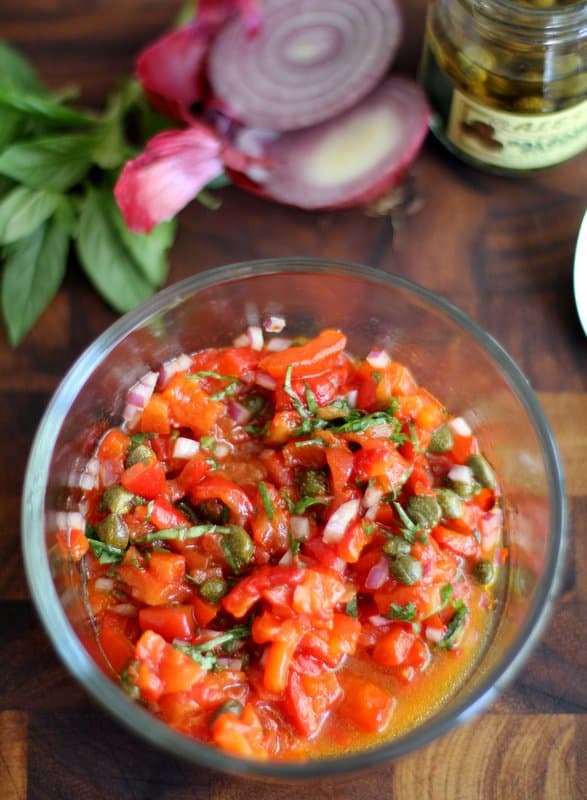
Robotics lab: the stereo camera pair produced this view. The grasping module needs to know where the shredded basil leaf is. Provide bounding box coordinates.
[258,481,274,520]
[292,495,331,515]
[437,601,468,649]
[135,524,238,542]
[387,602,417,622]
[345,596,359,618]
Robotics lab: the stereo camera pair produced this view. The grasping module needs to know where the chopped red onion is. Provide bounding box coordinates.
[159,353,193,388]
[425,626,445,644]
[214,441,232,459]
[215,657,244,672]
[278,550,294,566]
[362,485,384,509]
[364,503,380,521]
[265,336,292,352]
[112,603,138,617]
[53,511,86,532]
[263,315,286,333]
[172,436,200,460]
[122,403,142,429]
[290,515,310,541]
[365,555,389,590]
[346,389,358,409]
[255,371,277,390]
[126,371,158,409]
[247,325,264,351]
[322,498,360,543]
[368,614,391,628]
[448,464,474,484]
[449,416,472,437]
[228,399,253,425]
[366,348,391,369]
[233,333,250,347]
[94,577,115,592]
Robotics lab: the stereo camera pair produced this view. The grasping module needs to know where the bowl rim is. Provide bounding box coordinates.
[22,257,567,779]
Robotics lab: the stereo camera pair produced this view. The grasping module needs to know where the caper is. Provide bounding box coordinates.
[407,495,442,529]
[448,473,477,498]
[199,577,228,603]
[467,454,497,489]
[210,699,243,725]
[125,443,155,467]
[97,513,129,549]
[436,488,464,519]
[472,559,495,585]
[102,485,135,515]
[298,468,329,498]
[390,554,423,586]
[383,537,411,557]
[428,424,454,454]
[225,526,255,572]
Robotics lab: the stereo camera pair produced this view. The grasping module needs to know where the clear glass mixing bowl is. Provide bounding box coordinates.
[22,258,566,780]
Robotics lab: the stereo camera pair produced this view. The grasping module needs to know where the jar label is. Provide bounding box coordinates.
[446,90,587,170]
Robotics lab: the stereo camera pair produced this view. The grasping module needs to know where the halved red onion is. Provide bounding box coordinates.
[263,315,286,333]
[208,0,403,131]
[322,498,360,544]
[172,436,200,460]
[366,348,391,369]
[247,325,264,351]
[159,353,193,388]
[365,555,389,590]
[228,77,430,210]
[290,515,310,541]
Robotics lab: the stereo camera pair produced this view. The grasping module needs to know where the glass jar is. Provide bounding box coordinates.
[418,0,587,174]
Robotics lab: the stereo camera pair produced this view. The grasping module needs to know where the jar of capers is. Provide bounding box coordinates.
[418,0,587,173]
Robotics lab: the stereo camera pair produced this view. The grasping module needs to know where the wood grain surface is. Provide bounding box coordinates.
[1,1,586,798]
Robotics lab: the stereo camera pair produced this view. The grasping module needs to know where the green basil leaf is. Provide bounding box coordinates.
[0,111,25,150]
[0,134,94,191]
[76,183,161,313]
[110,197,175,288]
[0,186,61,245]
[0,175,15,199]
[0,41,47,95]
[1,215,68,344]
[0,90,96,127]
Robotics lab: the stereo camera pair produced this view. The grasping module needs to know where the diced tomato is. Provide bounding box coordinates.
[449,432,478,465]
[374,584,443,621]
[433,525,481,560]
[338,673,396,733]
[211,702,268,760]
[56,528,89,562]
[259,329,347,380]
[302,536,344,572]
[265,409,302,445]
[282,439,326,469]
[327,613,362,662]
[176,454,211,493]
[158,645,203,694]
[353,440,409,490]
[261,450,294,488]
[138,604,195,641]
[192,593,220,627]
[285,669,342,736]
[326,445,355,496]
[97,428,130,483]
[373,626,417,667]
[149,496,191,530]
[140,394,171,435]
[121,460,167,499]
[337,520,371,563]
[189,475,254,526]
[98,611,136,674]
[163,373,224,437]
[118,551,188,606]
[223,566,307,618]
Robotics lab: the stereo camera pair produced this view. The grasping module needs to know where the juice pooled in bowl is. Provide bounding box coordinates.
[55,324,504,761]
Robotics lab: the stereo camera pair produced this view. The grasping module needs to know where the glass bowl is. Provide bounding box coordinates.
[22,258,566,780]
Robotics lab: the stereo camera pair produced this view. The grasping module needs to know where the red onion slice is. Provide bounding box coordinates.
[365,555,389,590]
[208,0,403,131]
[229,77,430,210]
